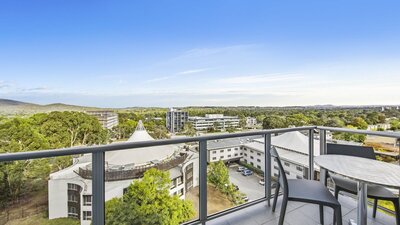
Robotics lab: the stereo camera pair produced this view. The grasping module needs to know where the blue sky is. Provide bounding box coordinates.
[1,1,399,107]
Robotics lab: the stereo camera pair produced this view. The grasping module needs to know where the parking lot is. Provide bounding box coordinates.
[228,164,264,201]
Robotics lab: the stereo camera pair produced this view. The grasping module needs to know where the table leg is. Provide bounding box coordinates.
[357,181,368,225]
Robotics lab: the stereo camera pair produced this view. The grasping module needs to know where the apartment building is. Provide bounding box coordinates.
[87,111,118,129]
[245,117,257,128]
[166,108,189,133]
[188,114,240,131]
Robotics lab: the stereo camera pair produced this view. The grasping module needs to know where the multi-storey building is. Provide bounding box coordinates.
[166,108,189,133]
[188,114,240,131]
[87,111,118,129]
[207,131,321,180]
[48,121,199,225]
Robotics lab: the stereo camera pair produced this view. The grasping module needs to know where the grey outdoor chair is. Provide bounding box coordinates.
[271,147,342,225]
[326,143,400,225]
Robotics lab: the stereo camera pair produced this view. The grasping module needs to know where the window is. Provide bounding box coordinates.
[212,151,216,154]
[186,172,193,179]
[243,148,247,151]
[257,159,261,162]
[68,194,78,203]
[178,188,184,196]
[220,150,224,153]
[250,156,254,159]
[68,206,78,218]
[240,153,243,155]
[250,162,254,166]
[83,195,92,206]
[285,171,290,175]
[186,163,193,170]
[257,165,261,169]
[212,157,217,160]
[171,180,176,188]
[177,176,183,185]
[296,166,303,171]
[274,166,279,170]
[228,155,232,158]
[296,175,303,179]
[68,183,79,191]
[83,211,92,220]
[228,149,232,152]
[235,148,239,150]
[234,153,238,156]
[220,156,224,159]
[250,150,254,153]
[284,162,290,167]
[244,159,248,163]
[244,153,247,156]
[257,153,261,156]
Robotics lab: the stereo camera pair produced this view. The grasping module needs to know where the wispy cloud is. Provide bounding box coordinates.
[21,86,49,92]
[178,68,213,75]
[217,73,304,84]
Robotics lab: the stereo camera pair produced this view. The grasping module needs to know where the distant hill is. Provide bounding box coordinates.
[0,98,102,116]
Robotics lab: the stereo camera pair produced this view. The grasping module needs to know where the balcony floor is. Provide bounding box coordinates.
[207,194,396,225]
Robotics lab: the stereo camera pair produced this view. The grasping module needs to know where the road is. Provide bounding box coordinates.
[228,165,265,201]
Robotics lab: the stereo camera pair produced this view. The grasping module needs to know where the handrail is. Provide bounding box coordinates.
[318,126,400,139]
[0,126,316,162]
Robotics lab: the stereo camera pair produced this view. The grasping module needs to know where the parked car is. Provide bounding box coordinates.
[237,166,247,172]
[242,169,253,176]
[259,178,265,186]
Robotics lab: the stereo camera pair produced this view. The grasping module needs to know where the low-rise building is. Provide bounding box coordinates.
[245,117,257,128]
[188,114,240,131]
[87,111,118,129]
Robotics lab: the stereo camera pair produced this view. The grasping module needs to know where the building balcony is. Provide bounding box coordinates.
[0,126,399,225]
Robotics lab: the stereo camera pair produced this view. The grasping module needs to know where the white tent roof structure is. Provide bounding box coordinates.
[105,121,176,166]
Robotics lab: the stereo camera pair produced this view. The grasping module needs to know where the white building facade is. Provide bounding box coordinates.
[48,121,199,225]
[87,111,119,129]
[188,114,240,131]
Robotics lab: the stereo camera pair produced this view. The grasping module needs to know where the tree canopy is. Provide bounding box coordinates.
[105,168,195,225]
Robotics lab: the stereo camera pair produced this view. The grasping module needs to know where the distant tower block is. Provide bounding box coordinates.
[166,108,188,133]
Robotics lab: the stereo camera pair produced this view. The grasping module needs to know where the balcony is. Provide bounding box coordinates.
[0,126,399,225]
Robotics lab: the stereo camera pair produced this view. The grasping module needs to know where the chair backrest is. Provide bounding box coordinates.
[327,143,376,160]
[270,146,289,196]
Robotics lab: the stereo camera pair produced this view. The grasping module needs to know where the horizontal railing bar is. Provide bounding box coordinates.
[0,126,316,162]
[318,126,400,138]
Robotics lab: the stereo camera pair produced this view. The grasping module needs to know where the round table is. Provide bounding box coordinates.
[314,155,400,225]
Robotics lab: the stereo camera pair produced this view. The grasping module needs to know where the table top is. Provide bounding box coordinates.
[315,155,400,189]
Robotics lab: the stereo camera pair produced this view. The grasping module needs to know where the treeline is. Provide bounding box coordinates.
[0,111,108,208]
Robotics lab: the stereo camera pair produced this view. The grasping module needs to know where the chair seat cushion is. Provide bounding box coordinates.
[288,179,340,207]
[330,174,396,199]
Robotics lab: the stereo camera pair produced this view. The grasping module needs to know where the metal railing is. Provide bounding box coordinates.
[0,126,399,225]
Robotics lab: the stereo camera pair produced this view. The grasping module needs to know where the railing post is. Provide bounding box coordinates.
[397,138,400,166]
[308,129,314,180]
[92,151,105,225]
[319,129,327,185]
[199,140,207,225]
[264,133,272,206]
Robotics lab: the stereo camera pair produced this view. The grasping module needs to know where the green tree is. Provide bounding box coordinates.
[105,168,195,225]
[351,117,368,129]
[262,115,287,129]
[208,161,230,190]
[182,122,196,136]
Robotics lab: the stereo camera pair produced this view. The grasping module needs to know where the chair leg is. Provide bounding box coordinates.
[372,198,378,218]
[334,205,342,225]
[278,196,288,225]
[319,205,324,225]
[393,199,400,225]
[272,182,280,212]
